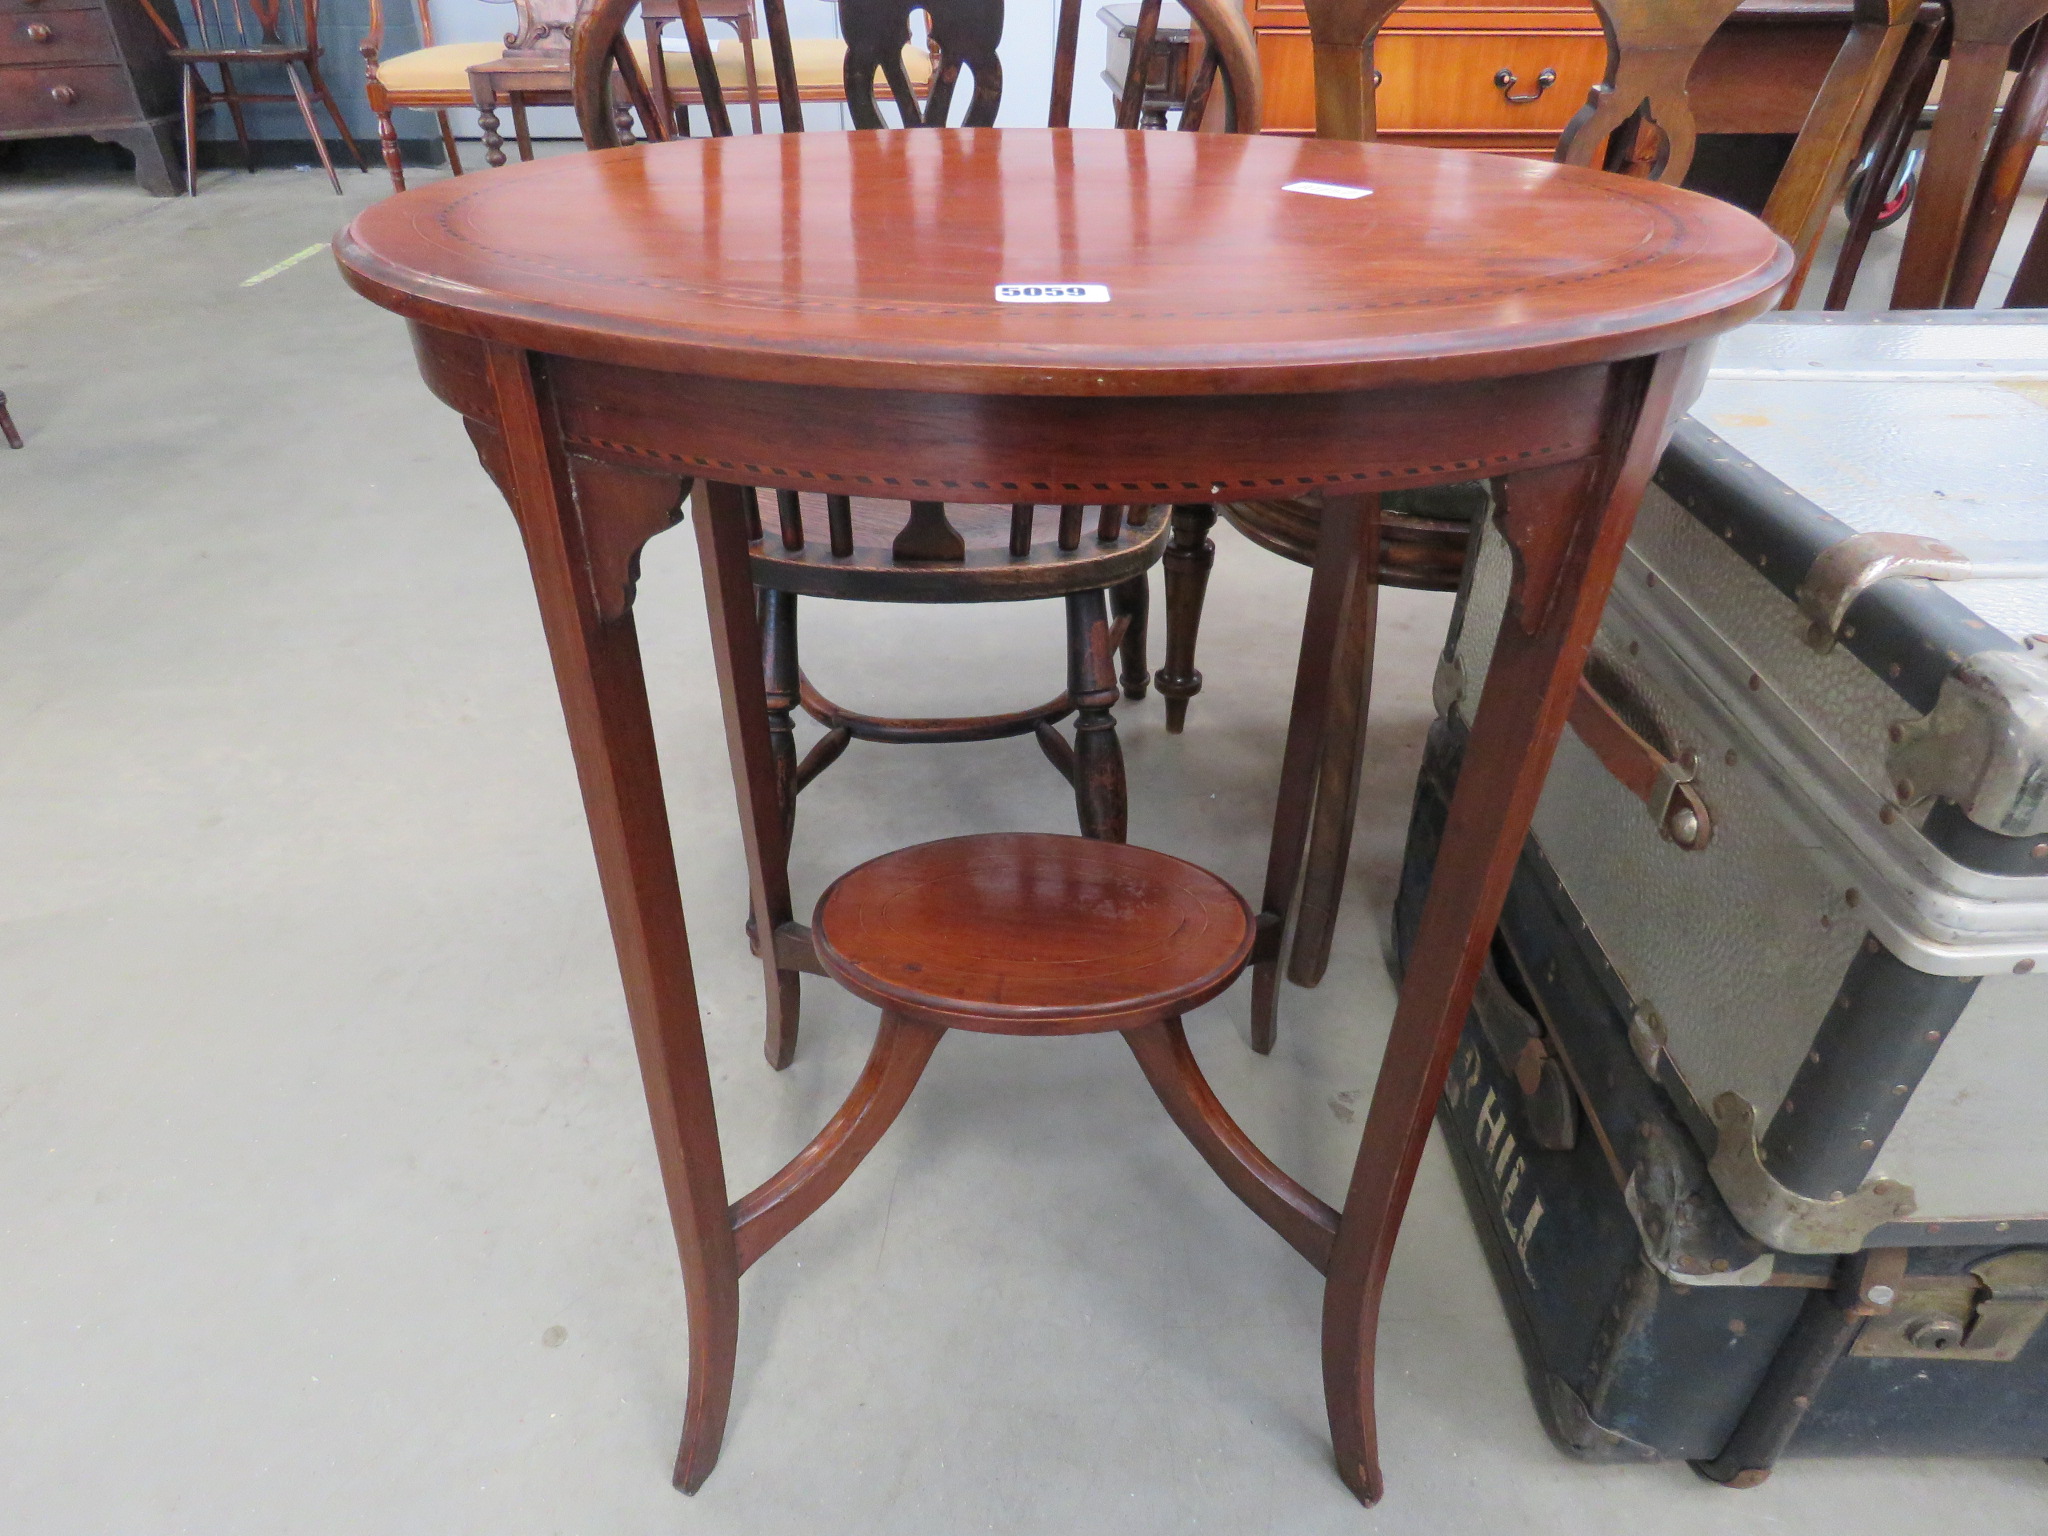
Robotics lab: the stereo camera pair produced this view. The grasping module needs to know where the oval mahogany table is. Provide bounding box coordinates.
[335,127,1789,1506]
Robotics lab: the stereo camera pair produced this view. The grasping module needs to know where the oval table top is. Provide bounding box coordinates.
[336,128,1791,396]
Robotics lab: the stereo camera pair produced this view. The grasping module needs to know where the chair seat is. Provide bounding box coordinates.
[372,40,507,96]
[753,495,1167,602]
[661,35,935,90]
[812,833,1254,1034]
[1221,490,1477,593]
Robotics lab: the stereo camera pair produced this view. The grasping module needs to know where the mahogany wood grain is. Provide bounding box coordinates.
[812,833,1255,1032]
[730,1010,945,1273]
[337,131,1785,1505]
[1949,24,2048,306]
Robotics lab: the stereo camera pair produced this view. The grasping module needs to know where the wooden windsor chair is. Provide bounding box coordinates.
[1825,10,2048,308]
[1159,0,1918,1051]
[134,0,367,195]
[567,0,1262,1071]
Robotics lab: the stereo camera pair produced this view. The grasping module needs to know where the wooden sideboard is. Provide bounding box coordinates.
[1248,0,1604,146]
[1,0,181,192]
[1245,0,1855,150]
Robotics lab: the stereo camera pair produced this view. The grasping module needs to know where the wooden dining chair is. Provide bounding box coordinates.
[1160,0,1918,1051]
[135,0,367,195]
[1827,12,2048,308]
[565,0,1261,1071]
[361,0,488,191]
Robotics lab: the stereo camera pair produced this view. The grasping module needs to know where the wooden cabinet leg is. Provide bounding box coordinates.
[1155,503,1217,733]
[694,481,804,1070]
[1066,588,1128,842]
[1319,352,1691,1508]
[479,343,740,1495]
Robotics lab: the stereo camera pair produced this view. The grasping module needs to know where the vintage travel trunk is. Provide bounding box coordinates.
[1399,313,2048,1479]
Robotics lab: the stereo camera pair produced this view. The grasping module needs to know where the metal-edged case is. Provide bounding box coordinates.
[1409,313,2048,1475]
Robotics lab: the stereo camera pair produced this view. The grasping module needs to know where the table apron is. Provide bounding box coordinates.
[412,324,1622,497]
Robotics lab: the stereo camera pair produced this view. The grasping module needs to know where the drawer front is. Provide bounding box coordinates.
[0,4,117,63]
[0,61,134,127]
[1253,28,1604,136]
[1372,32,1604,131]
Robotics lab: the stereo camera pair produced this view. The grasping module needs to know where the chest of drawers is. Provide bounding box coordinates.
[1,0,181,192]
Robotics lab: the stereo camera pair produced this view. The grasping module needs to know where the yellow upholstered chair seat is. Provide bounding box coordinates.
[651,34,933,90]
[372,40,505,96]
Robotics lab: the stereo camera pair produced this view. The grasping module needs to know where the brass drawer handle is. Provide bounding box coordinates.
[48,83,78,104]
[25,21,56,41]
[1493,67,1556,105]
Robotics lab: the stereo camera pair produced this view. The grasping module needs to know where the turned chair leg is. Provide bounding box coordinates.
[1109,572,1151,700]
[1064,588,1128,842]
[1155,503,1217,733]
[760,588,799,836]
[374,106,406,191]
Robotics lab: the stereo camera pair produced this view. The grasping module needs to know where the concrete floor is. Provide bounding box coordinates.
[5,151,2048,1535]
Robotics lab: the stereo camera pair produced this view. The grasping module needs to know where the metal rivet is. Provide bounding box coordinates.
[1783,1099,1796,1113]
[1729,1318,1748,1335]
[1725,748,1739,767]
[1889,662,1903,678]
[1845,888,1861,908]
[1888,723,1906,743]
[2019,959,2037,975]
[1809,1051,1822,1064]
[1860,1139,1876,1151]
[1792,1394,1813,1410]
[1865,1284,1896,1306]
[1997,1221,2012,1233]
[1925,1031,1942,1044]
[1893,1083,1910,1095]
[1748,673,1762,691]
[1880,805,1897,825]
[1865,937,1881,955]
[1843,624,1857,639]
[1628,640,1640,656]
[2032,844,2048,860]
[1895,779,1915,802]
[1645,571,1658,588]
[1711,1258,1730,1272]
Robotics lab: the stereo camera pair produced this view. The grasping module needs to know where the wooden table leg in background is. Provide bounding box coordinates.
[479,343,741,1491]
[1248,493,1378,1053]
[693,480,807,1071]
[1319,350,1693,1503]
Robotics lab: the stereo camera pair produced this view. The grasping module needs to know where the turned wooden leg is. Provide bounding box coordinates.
[477,96,507,169]
[479,344,739,1495]
[1249,493,1377,1054]
[512,96,537,162]
[1065,588,1128,842]
[731,1011,944,1271]
[374,105,406,192]
[694,482,804,1071]
[1155,503,1217,733]
[760,588,799,836]
[1287,495,1382,991]
[1321,352,1692,1507]
[1109,572,1151,700]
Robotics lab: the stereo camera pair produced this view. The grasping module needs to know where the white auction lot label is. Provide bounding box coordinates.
[1281,180,1373,200]
[995,283,1111,303]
